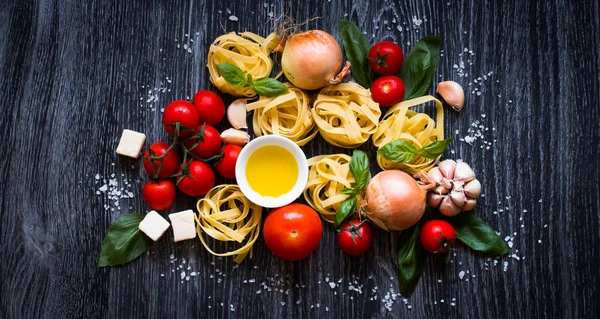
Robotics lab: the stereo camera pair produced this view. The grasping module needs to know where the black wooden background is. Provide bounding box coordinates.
[1,0,598,318]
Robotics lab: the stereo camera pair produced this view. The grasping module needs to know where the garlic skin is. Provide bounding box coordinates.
[227,99,248,129]
[220,128,250,146]
[436,81,465,112]
[426,159,481,215]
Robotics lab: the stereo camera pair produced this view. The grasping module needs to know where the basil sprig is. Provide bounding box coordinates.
[216,63,288,97]
[98,214,149,267]
[398,36,442,100]
[339,20,373,89]
[335,150,370,226]
[378,137,453,163]
[397,224,427,296]
[451,213,510,255]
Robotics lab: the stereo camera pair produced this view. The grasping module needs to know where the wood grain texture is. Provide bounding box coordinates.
[1,0,598,318]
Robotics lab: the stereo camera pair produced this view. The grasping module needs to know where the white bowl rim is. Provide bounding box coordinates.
[235,135,308,208]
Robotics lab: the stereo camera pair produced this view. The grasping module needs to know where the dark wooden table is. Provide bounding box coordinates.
[1,0,598,318]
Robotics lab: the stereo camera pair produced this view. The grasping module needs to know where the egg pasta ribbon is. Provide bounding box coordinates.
[312,82,381,148]
[195,185,262,264]
[246,83,318,146]
[372,95,445,175]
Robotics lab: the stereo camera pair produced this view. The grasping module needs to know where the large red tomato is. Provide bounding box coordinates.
[143,142,180,179]
[263,203,323,261]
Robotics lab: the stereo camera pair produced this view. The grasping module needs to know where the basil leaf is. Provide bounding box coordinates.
[98,214,149,267]
[451,213,510,255]
[340,188,358,195]
[250,78,289,97]
[349,150,370,191]
[339,20,373,88]
[335,196,357,227]
[416,137,454,159]
[399,36,442,100]
[378,140,418,163]
[216,63,248,87]
[397,224,426,296]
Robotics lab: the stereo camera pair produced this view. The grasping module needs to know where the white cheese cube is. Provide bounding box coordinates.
[139,210,170,241]
[169,210,197,242]
[116,129,146,158]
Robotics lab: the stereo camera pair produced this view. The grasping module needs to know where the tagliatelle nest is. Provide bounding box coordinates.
[312,82,381,148]
[246,83,318,146]
[207,32,280,97]
[372,95,445,175]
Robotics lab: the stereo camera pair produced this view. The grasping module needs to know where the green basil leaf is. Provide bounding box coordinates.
[216,63,248,87]
[349,150,370,191]
[377,140,418,163]
[98,214,149,267]
[451,213,510,255]
[399,36,442,100]
[335,196,357,227]
[340,188,358,195]
[416,137,454,159]
[339,20,373,88]
[397,224,427,296]
[250,78,289,97]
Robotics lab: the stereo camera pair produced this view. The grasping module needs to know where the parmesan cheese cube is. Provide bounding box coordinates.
[139,210,170,241]
[116,129,146,158]
[169,210,196,242]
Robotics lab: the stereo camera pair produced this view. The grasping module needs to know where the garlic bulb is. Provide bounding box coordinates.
[426,160,481,216]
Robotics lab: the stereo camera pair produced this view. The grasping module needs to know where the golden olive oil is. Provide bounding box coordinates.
[245,145,298,197]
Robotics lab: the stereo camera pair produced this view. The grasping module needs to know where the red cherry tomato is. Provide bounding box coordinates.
[176,160,215,197]
[368,41,405,75]
[143,142,181,179]
[370,76,406,107]
[183,124,221,159]
[337,220,372,256]
[215,144,242,179]
[162,100,199,137]
[263,203,323,261]
[193,90,226,126]
[143,180,176,211]
[419,220,457,254]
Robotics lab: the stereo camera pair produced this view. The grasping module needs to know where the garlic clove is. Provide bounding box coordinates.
[439,196,462,217]
[449,190,467,208]
[455,162,475,182]
[428,167,444,184]
[427,192,444,208]
[435,185,449,195]
[436,81,465,112]
[227,99,248,129]
[462,198,478,211]
[220,128,250,146]
[452,180,465,191]
[463,179,482,199]
[438,159,457,179]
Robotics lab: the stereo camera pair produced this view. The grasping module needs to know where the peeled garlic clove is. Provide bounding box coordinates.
[227,99,248,129]
[449,190,467,208]
[427,193,444,208]
[464,179,482,198]
[428,167,444,183]
[437,81,465,112]
[462,198,478,211]
[220,128,250,146]
[439,196,462,217]
[455,162,475,182]
[438,159,457,179]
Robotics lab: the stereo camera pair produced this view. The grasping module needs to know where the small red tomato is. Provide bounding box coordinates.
[176,160,215,197]
[370,76,406,107]
[183,124,222,159]
[162,100,199,137]
[143,142,181,179]
[215,144,242,179]
[193,90,226,126]
[143,180,176,210]
[368,41,404,75]
[263,203,323,261]
[337,220,373,256]
[419,220,457,254]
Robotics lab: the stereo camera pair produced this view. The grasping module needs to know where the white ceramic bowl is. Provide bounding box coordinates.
[235,135,308,208]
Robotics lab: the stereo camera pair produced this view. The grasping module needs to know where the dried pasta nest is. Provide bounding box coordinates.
[207,32,279,97]
[312,82,381,148]
[372,95,445,175]
[246,83,318,146]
